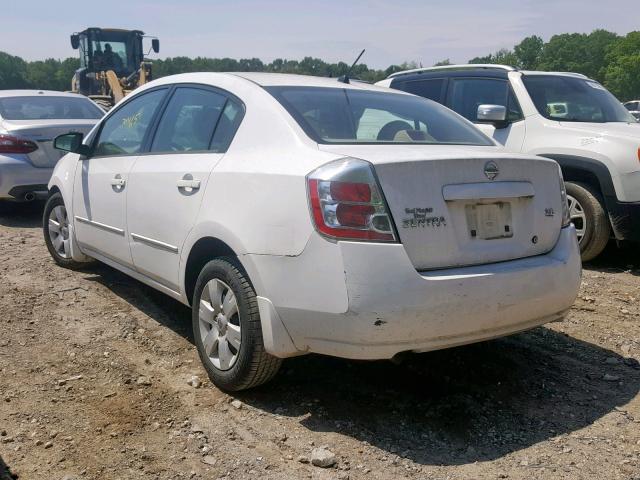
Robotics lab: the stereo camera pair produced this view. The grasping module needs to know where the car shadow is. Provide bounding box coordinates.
[0,201,44,228]
[584,241,639,277]
[0,455,18,480]
[84,261,640,466]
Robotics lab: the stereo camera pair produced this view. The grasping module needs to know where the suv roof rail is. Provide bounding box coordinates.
[387,64,517,79]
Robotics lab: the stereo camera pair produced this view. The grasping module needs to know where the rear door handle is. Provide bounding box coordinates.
[177,178,200,190]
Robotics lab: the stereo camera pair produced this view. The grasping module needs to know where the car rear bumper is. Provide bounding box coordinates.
[0,155,51,200]
[247,225,582,359]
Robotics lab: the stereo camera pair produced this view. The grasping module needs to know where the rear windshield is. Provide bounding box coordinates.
[0,96,104,121]
[266,86,493,145]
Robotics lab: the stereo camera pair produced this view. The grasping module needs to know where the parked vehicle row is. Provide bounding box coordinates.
[0,90,103,201]
[44,73,581,390]
[376,64,640,261]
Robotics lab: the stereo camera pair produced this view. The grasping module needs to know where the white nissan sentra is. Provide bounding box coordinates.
[44,73,581,391]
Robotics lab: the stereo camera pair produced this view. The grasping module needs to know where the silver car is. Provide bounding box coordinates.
[624,100,640,120]
[0,90,103,201]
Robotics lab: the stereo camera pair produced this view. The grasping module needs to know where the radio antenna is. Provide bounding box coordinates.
[338,49,366,84]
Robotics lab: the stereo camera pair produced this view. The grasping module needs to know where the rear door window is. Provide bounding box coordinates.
[394,78,446,103]
[448,78,522,122]
[150,87,227,153]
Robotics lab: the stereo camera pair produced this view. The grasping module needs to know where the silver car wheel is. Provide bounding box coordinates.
[567,194,587,243]
[198,278,241,371]
[48,205,71,259]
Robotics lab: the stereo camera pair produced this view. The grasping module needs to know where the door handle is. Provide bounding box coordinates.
[111,175,126,188]
[177,178,200,189]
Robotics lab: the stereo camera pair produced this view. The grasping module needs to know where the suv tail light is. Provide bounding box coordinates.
[0,134,38,154]
[307,158,397,242]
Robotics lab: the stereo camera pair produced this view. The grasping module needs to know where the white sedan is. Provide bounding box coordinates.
[0,90,103,201]
[44,73,581,391]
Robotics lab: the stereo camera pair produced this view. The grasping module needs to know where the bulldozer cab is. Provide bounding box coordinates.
[70,28,159,109]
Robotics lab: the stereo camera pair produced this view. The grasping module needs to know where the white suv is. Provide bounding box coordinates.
[44,73,581,391]
[377,65,640,261]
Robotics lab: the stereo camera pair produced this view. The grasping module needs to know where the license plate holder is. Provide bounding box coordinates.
[465,202,513,240]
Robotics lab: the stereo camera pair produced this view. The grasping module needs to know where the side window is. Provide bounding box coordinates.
[449,78,522,122]
[210,99,243,152]
[150,87,227,153]
[397,78,446,103]
[93,89,166,157]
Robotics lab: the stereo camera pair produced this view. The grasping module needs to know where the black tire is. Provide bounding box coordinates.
[43,192,90,270]
[192,257,281,391]
[565,182,610,262]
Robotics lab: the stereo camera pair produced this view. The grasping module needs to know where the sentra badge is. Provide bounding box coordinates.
[402,208,446,229]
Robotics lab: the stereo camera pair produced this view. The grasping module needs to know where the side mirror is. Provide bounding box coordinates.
[477,104,508,128]
[70,34,80,50]
[151,38,160,53]
[54,132,90,156]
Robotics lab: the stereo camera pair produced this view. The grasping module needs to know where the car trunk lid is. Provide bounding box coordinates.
[318,145,564,270]
[1,119,96,168]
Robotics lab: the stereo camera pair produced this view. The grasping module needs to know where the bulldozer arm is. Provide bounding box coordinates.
[106,70,125,104]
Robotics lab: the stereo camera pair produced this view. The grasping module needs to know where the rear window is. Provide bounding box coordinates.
[0,96,104,120]
[266,86,493,146]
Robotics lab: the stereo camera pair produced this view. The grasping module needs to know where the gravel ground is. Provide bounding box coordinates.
[1,201,639,480]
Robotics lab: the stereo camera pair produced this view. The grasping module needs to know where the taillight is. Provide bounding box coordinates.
[0,134,38,154]
[307,158,397,242]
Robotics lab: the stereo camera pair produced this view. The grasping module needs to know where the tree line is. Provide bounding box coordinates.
[0,29,638,100]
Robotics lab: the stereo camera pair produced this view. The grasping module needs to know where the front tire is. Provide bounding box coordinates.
[192,258,281,391]
[43,192,88,269]
[565,182,610,262]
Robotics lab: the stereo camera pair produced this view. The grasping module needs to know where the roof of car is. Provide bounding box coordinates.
[229,72,389,91]
[0,90,91,99]
[385,64,590,81]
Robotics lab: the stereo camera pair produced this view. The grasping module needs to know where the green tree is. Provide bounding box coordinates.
[0,52,28,89]
[538,30,618,82]
[604,31,640,101]
[514,35,543,69]
[434,58,451,66]
[469,48,518,67]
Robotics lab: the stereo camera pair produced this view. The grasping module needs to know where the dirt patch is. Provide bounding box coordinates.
[1,202,639,479]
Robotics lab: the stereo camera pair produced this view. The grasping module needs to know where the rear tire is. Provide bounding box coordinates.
[43,192,89,270]
[565,182,610,262]
[192,257,281,391]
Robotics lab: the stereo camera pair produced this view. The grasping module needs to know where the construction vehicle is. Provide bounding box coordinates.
[70,28,159,110]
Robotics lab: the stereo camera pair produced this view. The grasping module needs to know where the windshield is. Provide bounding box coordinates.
[0,96,104,120]
[522,75,637,123]
[266,86,494,145]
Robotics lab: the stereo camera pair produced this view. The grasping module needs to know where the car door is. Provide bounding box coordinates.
[447,77,526,151]
[126,85,244,291]
[72,88,168,266]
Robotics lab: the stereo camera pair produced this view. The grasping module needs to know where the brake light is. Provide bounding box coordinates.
[307,158,397,242]
[0,134,38,154]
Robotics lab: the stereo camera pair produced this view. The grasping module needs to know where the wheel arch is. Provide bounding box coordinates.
[537,153,615,206]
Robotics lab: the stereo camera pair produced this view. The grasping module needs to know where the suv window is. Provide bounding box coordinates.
[150,87,228,153]
[625,102,639,111]
[449,78,523,123]
[395,78,445,102]
[93,89,166,157]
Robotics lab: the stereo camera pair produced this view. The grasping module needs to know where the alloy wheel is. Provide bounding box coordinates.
[48,205,71,259]
[198,278,241,371]
[567,194,587,244]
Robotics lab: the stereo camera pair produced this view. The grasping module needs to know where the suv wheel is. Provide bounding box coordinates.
[43,192,88,269]
[565,182,610,262]
[192,257,281,391]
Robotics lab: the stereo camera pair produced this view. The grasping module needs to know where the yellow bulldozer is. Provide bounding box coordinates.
[70,28,160,110]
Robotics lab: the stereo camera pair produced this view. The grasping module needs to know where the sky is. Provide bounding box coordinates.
[2,0,638,69]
